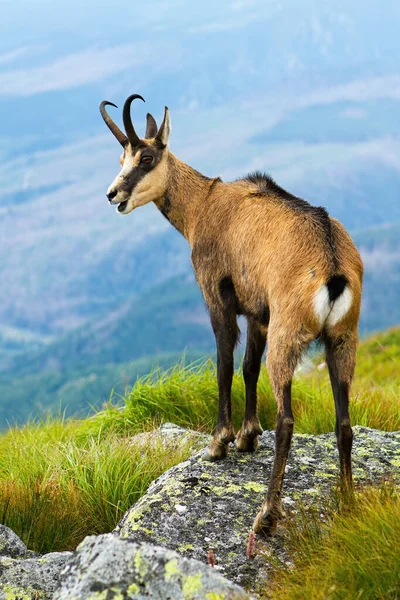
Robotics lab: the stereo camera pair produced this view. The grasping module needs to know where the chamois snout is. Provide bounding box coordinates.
[106,189,118,202]
[106,176,131,214]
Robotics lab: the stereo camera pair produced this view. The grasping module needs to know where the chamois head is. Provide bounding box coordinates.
[100,94,171,215]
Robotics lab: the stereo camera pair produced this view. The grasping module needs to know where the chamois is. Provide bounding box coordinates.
[100,94,363,535]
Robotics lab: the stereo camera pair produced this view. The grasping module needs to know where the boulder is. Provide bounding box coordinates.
[0,551,72,600]
[0,524,30,559]
[129,422,211,451]
[55,534,253,599]
[116,427,400,596]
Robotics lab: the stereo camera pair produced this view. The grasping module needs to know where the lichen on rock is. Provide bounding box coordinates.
[115,427,400,595]
[55,534,252,599]
[0,551,72,600]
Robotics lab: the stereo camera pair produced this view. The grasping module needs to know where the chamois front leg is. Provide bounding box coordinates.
[236,318,266,452]
[202,308,238,462]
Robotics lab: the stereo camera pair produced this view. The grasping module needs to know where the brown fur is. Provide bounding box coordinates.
[103,114,363,536]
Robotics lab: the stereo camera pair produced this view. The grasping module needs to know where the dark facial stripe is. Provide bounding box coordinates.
[119,148,160,195]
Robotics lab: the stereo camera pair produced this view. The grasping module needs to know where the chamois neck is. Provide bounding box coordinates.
[154,153,220,240]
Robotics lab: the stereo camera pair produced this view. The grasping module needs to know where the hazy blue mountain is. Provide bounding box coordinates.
[0,350,217,429]
[354,224,400,333]
[2,275,212,377]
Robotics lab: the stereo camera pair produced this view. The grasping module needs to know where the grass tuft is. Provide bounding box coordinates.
[269,483,400,600]
[0,423,195,553]
[88,349,400,439]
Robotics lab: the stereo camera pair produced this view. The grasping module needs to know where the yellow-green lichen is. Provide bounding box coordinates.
[355,448,370,457]
[200,473,214,480]
[141,527,154,535]
[0,557,14,568]
[182,572,203,598]
[164,558,180,581]
[243,481,265,493]
[314,471,336,478]
[134,550,148,579]
[212,483,242,496]
[127,583,140,594]
[125,522,141,533]
[3,585,44,600]
[156,536,169,544]
[177,543,194,552]
[125,506,147,529]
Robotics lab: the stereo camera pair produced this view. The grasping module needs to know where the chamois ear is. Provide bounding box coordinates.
[145,113,158,139]
[156,107,171,147]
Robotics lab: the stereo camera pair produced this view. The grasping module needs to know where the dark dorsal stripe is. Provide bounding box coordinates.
[243,171,338,270]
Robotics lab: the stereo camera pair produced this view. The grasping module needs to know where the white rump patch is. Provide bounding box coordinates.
[313,285,353,328]
[327,286,353,327]
[313,285,331,325]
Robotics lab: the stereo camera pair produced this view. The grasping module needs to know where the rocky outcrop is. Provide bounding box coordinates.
[0,552,72,599]
[55,534,253,599]
[116,427,400,596]
[1,426,399,599]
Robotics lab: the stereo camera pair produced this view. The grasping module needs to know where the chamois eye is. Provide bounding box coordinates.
[141,155,153,164]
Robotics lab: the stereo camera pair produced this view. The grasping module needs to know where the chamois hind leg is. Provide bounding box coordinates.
[253,323,312,535]
[202,307,239,461]
[236,318,266,452]
[325,328,358,491]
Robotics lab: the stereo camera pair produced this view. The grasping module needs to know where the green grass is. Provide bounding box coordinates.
[84,328,400,438]
[0,328,399,557]
[268,483,400,599]
[0,420,196,553]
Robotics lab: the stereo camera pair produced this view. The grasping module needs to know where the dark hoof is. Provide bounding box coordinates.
[235,423,262,452]
[235,433,260,452]
[252,506,285,537]
[201,442,229,462]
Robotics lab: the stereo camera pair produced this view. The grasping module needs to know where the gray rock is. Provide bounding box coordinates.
[116,426,400,596]
[0,524,29,558]
[55,534,253,599]
[129,422,211,452]
[0,551,72,599]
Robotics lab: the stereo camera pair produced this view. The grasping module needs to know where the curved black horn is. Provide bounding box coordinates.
[145,113,158,138]
[99,101,127,147]
[123,94,145,146]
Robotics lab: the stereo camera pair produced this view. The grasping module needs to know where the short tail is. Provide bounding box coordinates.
[327,274,347,302]
[314,274,352,327]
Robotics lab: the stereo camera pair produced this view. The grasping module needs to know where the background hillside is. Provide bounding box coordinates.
[0,0,399,426]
